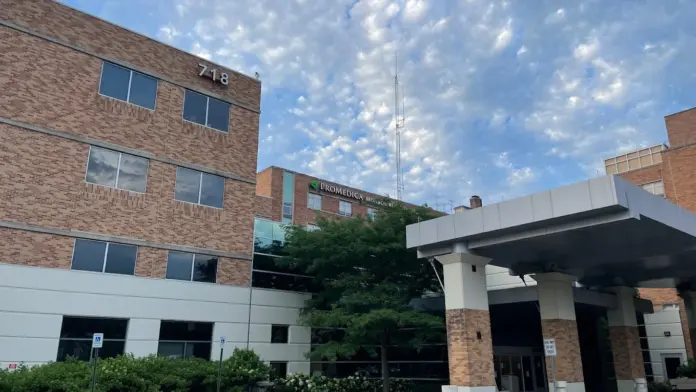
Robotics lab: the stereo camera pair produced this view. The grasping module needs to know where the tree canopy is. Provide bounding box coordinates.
[280,201,445,391]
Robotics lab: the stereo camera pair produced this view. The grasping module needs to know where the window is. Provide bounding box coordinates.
[158,321,213,359]
[308,193,322,210]
[271,325,289,343]
[165,251,218,283]
[86,146,149,193]
[367,208,377,220]
[71,239,137,275]
[174,168,224,208]
[663,303,680,310]
[254,218,287,256]
[306,224,320,232]
[183,90,230,132]
[642,181,665,197]
[339,200,352,217]
[252,271,319,293]
[270,362,288,377]
[604,145,664,175]
[57,316,128,361]
[282,172,295,224]
[99,62,158,110]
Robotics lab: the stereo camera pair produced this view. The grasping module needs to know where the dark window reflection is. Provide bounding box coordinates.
[128,71,158,109]
[104,243,137,275]
[116,154,148,193]
[99,62,129,101]
[193,255,218,283]
[271,362,288,377]
[57,316,128,362]
[200,173,224,208]
[159,320,213,359]
[252,271,319,293]
[86,147,119,188]
[206,97,230,132]
[183,90,208,126]
[57,340,125,361]
[166,251,193,281]
[174,168,201,204]
[271,325,289,343]
[71,239,107,272]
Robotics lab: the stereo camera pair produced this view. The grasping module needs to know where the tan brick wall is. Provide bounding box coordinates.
[609,326,645,380]
[0,227,74,269]
[134,248,167,279]
[665,108,696,148]
[445,308,495,387]
[217,258,251,286]
[618,164,662,186]
[540,319,584,383]
[0,26,259,180]
[1,0,260,110]
[663,147,696,213]
[0,123,255,255]
[255,196,274,220]
[638,288,695,358]
[256,168,273,198]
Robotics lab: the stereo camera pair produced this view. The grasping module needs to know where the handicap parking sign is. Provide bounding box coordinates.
[92,333,104,348]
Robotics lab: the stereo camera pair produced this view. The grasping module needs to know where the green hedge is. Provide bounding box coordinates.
[0,348,272,392]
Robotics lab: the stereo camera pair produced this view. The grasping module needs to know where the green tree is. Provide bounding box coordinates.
[281,201,445,392]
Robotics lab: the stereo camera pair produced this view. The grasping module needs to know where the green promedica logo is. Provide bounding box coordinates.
[310,180,319,190]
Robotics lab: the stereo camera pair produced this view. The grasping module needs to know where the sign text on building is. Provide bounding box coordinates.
[198,63,229,86]
[309,180,391,206]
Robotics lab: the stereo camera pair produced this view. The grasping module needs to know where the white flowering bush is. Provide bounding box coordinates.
[272,373,412,392]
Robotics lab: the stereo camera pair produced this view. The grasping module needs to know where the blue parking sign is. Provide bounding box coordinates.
[92,333,104,349]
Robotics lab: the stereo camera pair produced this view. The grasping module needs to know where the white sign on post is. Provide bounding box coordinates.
[92,333,104,349]
[220,336,226,346]
[543,338,557,357]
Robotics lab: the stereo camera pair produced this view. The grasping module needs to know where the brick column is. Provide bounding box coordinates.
[608,287,645,392]
[437,253,496,392]
[535,273,585,392]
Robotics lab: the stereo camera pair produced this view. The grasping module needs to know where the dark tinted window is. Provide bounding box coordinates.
[103,243,137,275]
[200,173,224,208]
[128,72,158,109]
[159,321,214,341]
[86,146,148,193]
[157,341,211,359]
[183,90,209,126]
[252,271,319,292]
[166,251,194,281]
[99,63,129,101]
[183,90,230,132]
[193,254,218,283]
[271,362,288,377]
[174,167,200,204]
[99,62,157,110]
[57,340,125,362]
[71,239,107,272]
[206,97,230,131]
[271,325,289,343]
[57,316,128,361]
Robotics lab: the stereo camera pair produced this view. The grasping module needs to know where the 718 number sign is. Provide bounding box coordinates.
[198,63,229,86]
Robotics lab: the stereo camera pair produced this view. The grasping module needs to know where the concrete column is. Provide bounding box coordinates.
[607,287,645,392]
[535,273,585,392]
[680,291,696,360]
[437,253,495,392]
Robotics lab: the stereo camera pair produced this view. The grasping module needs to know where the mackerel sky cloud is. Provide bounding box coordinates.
[64,0,696,209]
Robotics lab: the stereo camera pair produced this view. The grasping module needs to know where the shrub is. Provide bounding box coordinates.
[678,359,696,379]
[648,381,672,392]
[0,348,271,392]
[272,373,412,392]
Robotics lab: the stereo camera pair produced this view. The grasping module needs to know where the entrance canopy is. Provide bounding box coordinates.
[407,175,696,288]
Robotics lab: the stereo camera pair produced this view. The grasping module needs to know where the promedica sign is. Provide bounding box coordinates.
[309,180,391,207]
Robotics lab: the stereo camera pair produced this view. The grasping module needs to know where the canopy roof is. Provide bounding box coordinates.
[407,176,696,288]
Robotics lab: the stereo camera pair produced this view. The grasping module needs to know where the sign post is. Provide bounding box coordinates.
[543,338,557,392]
[216,336,226,392]
[90,333,104,392]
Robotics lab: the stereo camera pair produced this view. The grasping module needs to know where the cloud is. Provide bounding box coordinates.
[64,0,696,209]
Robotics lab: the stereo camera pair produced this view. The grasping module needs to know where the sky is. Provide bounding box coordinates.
[62,0,696,210]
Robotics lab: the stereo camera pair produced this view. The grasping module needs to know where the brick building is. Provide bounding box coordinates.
[0,0,308,373]
[603,106,696,381]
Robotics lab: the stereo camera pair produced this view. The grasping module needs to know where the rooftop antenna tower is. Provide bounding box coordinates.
[394,54,405,200]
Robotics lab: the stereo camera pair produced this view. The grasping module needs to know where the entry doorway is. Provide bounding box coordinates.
[661,353,685,381]
[494,347,548,392]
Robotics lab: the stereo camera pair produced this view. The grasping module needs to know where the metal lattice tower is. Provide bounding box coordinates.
[394,55,405,200]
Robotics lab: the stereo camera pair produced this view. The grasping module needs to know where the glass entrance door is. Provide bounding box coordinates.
[494,354,547,392]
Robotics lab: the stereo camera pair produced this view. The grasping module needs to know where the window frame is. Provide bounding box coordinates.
[174,168,225,209]
[641,181,665,197]
[98,62,158,111]
[85,146,149,193]
[338,200,352,217]
[367,207,377,220]
[56,316,128,362]
[182,90,230,133]
[157,320,213,360]
[164,251,218,283]
[70,239,138,276]
[308,193,322,210]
